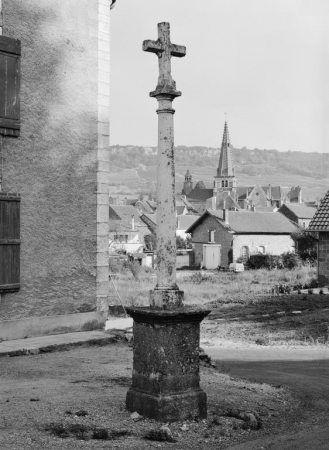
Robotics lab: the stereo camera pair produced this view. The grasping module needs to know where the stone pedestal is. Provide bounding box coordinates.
[126,307,210,422]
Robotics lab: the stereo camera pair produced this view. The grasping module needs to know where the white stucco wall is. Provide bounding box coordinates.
[298,218,312,228]
[232,234,295,262]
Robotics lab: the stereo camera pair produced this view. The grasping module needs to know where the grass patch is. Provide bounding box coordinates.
[109,265,317,308]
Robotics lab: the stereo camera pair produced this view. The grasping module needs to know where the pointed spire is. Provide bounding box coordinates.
[185,169,192,181]
[217,121,234,177]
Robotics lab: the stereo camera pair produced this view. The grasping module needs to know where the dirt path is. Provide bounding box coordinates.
[0,343,303,450]
[206,346,329,449]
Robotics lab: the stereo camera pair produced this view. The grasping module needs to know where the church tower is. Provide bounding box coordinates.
[182,169,193,195]
[213,121,237,195]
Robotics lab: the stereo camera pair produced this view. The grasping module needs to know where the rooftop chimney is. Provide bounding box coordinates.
[131,215,135,231]
[298,187,302,203]
[223,208,229,225]
[212,197,216,210]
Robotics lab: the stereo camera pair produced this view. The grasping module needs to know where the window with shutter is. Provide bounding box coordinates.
[0,193,20,292]
[0,36,21,137]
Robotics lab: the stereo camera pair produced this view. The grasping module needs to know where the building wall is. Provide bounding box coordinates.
[298,218,312,228]
[0,0,110,320]
[318,232,329,287]
[191,216,233,267]
[233,234,294,262]
[247,186,268,208]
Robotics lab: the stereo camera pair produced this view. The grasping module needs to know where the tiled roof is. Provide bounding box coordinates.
[255,206,277,213]
[147,200,157,209]
[219,211,297,233]
[142,213,156,226]
[142,214,199,232]
[123,198,138,206]
[281,204,316,219]
[177,215,199,231]
[187,210,297,234]
[109,205,144,225]
[136,201,154,214]
[308,190,329,231]
[187,188,213,202]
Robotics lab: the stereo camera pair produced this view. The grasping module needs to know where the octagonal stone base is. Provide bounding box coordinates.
[125,306,210,422]
[126,388,207,423]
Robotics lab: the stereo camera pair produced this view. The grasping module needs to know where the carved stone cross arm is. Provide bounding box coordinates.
[143,22,186,96]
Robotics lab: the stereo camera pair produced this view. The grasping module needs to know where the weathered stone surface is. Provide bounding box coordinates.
[126,388,207,422]
[128,23,210,423]
[126,307,210,421]
[0,0,111,321]
[149,289,184,310]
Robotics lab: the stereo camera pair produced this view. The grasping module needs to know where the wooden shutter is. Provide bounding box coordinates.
[0,193,20,292]
[0,36,21,137]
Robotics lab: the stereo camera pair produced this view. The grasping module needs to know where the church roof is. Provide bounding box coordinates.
[308,190,329,231]
[187,187,213,202]
[217,121,234,177]
[236,186,253,200]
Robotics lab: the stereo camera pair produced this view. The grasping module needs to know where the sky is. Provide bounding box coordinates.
[110,0,328,153]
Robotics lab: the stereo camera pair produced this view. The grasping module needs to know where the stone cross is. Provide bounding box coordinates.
[143,23,185,308]
[125,23,210,423]
[143,22,186,95]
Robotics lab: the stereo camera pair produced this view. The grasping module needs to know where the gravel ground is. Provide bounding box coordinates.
[0,342,303,450]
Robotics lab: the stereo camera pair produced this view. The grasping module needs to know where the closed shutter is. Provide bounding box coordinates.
[0,193,20,292]
[0,36,21,137]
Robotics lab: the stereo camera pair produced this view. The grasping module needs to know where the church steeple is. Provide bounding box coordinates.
[182,169,193,195]
[217,121,234,177]
[213,120,237,196]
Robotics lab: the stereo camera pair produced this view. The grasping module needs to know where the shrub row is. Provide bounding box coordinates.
[237,252,308,270]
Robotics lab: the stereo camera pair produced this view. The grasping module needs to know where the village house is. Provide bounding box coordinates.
[109,205,149,254]
[186,209,297,269]
[141,213,198,241]
[0,0,113,340]
[279,203,316,228]
[307,190,329,287]
[181,121,303,213]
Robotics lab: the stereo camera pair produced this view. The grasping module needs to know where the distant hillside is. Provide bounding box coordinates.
[110,145,329,180]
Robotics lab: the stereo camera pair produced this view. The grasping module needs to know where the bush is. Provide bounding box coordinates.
[247,254,282,270]
[291,228,317,264]
[281,252,300,269]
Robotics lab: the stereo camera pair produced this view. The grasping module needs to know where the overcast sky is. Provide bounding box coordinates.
[110,0,328,153]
